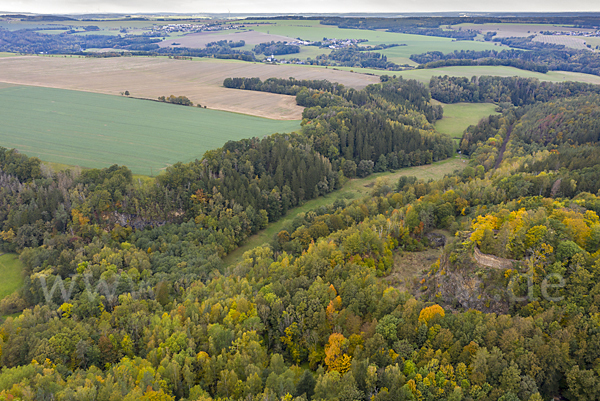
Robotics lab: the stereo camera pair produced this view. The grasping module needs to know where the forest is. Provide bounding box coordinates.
[428,75,600,105]
[253,42,300,56]
[319,15,600,32]
[411,44,600,77]
[312,49,405,70]
[4,70,600,401]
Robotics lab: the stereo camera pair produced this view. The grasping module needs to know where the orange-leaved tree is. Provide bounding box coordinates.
[324,333,352,374]
[418,304,445,325]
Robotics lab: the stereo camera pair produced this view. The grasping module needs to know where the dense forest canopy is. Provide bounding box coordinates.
[5,65,600,400]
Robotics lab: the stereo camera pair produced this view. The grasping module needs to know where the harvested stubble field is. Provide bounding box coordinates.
[159,30,297,48]
[0,56,379,120]
[451,23,595,38]
[0,84,301,175]
[532,34,592,51]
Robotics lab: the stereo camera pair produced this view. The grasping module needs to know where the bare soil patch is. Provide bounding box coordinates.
[159,30,298,48]
[385,248,442,292]
[0,56,379,120]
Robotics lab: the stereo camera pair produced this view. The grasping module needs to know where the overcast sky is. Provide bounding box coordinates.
[1,0,599,15]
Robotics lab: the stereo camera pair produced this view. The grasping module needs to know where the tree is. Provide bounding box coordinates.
[375,154,388,172]
[342,160,357,178]
[357,160,374,178]
[296,370,316,400]
[324,333,352,373]
[418,305,445,325]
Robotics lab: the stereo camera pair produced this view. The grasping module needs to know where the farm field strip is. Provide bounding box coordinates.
[0,56,379,120]
[0,85,301,175]
[159,30,298,48]
[323,64,600,85]
[532,34,591,50]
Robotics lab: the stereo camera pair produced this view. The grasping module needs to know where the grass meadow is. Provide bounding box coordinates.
[434,102,500,140]
[325,64,600,85]
[0,254,23,301]
[222,156,467,267]
[0,85,300,175]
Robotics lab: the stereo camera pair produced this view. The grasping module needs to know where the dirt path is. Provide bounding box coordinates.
[494,124,513,169]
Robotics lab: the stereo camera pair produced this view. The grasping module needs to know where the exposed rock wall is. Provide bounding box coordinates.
[473,246,516,269]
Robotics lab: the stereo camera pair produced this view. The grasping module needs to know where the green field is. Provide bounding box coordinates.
[434,102,500,140]
[0,85,301,176]
[243,20,511,65]
[223,156,466,267]
[0,254,24,301]
[323,65,600,85]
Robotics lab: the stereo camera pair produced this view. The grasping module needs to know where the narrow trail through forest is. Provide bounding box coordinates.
[494,124,513,169]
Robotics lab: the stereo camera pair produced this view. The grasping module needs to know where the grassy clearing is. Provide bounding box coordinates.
[223,156,466,267]
[324,65,600,85]
[583,37,600,50]
[434,102,500,140]
[385,248,442,292]
[0,85,300,175]
[0,254,24,301]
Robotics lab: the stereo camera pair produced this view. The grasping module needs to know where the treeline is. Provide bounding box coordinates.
[319,15,600,32]
[223,76,443,123]
[411,50,550,73]
[223,77,347,96]
[387,27,477,40]
[206,39,245,48]
[490,36,566,50]
[314,48,405,70]
[157,95,194,106]
[253,41,300,55]
[411,44,600,76]
[223,77,451,175]
[356,43,405,51]
[0,29,163,53]
[157,45,255,61]
[429,75,600,105]
[0,28,256,60]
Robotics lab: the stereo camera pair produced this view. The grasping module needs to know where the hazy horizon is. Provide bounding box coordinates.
[2,0,600,16]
